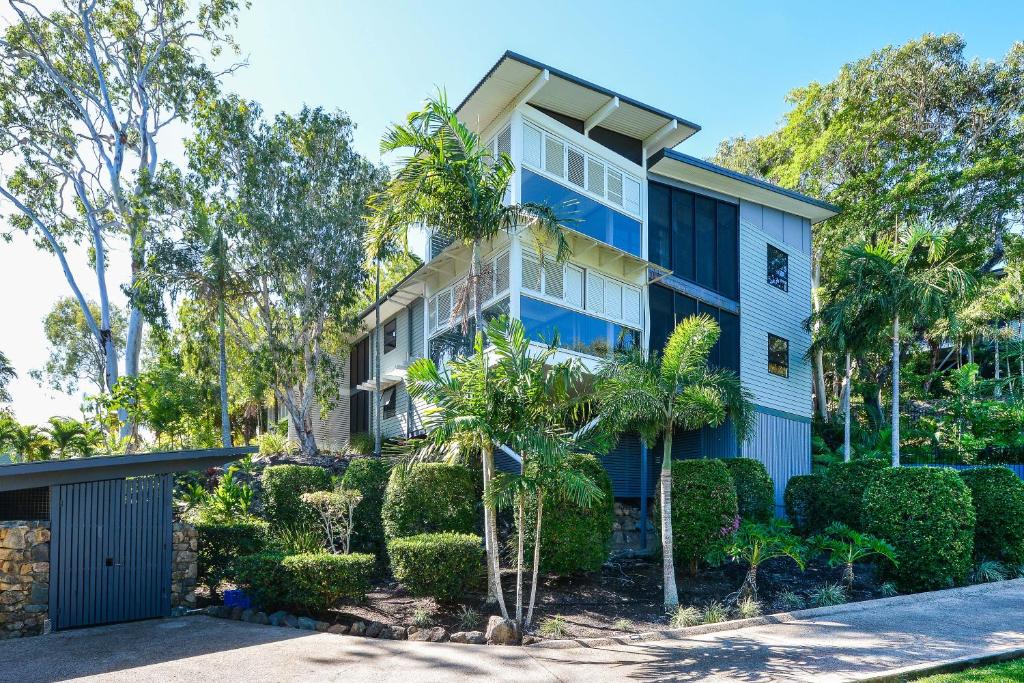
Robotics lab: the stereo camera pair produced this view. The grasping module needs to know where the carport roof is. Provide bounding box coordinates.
[0,446,256,492]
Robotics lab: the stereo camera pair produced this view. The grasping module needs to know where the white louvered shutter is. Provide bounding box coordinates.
[607,169,623,207]
[544,136,565,178]
[543,258,563,300]
[497,126,511,157]
[623,286,641,326]
[437,289,452,328]
[428,296,438,332]
[623,176,641,216]
[522,253,542,292]
[588,158,605,196]
[523,124,542,168]
[495,251,510,294]
[567,147,585,188]
[564,265,583,307]
[586,272,604,314]
[604,280,623,320]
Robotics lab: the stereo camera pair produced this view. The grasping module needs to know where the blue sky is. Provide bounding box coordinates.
[2,0,1023,423]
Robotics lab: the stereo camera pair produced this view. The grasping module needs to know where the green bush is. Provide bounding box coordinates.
[822,459,889,528]
[232,551,375,611]
[348,432,374,456]
[659,459,738,572]
[863,467,975,592]
[721,458,775,523]
[340,457,391,556]
[959,466,1024,565]
[196,518,269,590]
[387,533,484,601]
[382,462,477,540]
[784,474,827,535]
[261,464,332,530]
[520,453,615,575]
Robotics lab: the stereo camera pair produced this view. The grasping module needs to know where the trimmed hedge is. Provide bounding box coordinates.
[261,465,333,530]
[959,466,1024,565]
[387,532,484,601]
[382,463,477,540]
[659,459,738,572]
[520,453,615,575]
[784,474,827,535]
[863,467,975,592]
[232,551,375,611]
[721,458,775,523]
[822,459,889,528]
[340,457,392,556]
[196,517,269,591]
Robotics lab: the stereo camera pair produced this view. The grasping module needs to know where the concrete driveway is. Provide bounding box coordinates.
[3,580,1024,682]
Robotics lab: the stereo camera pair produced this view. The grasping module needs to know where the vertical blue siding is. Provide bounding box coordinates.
[742,409,811,515]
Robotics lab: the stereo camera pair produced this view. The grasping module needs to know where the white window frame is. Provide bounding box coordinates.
[427,250,511,338]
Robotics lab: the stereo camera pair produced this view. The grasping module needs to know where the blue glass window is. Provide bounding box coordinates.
[521,169,641,256]
[520,296,639,358]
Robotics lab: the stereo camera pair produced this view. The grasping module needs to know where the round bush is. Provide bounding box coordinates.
[958,466,1024,565]
[340,457,392,556]
[784,474,827,535]
[387,533,484,601]
[282,552,376,611]
[863,467,975,592]
[261,464,333,530]
[822,459,890,528]
[196,518,269,590]
[382,463,477,540]
[231,551,288,609]
[658,459,738,572]
[721,458,775,522]
[519,453,615,575]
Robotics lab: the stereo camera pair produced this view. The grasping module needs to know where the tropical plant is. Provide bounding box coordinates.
[668,606,701,628]
[199,470,254,522]
[42,417,92,459]
[736,596,762,619]
[257,431,295,457]
[809,582,847,607]
[809,522,897,588]
[596,315,755,610]
[0,351,15,404]
[301,489,362,554]
[709,519,806,603]
[537,615,568,639]
[457,605,480,631]
[701,601,729,624]
[971,560,1007,584]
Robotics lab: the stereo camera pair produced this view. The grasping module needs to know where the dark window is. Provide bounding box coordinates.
[648,183,671,269]
[382,387,397,419]
[719,311,740,372]
[768,334,789,377]
[767,245,789,292]
[350,337,369,388]
[350,391,369,435]
[672,191,695,281]
[695,196,716,289]
[649,284,674,354]
[649,284,738,371]
[717,203,738,299]
[698,302,721,368]
[382,318,398,354]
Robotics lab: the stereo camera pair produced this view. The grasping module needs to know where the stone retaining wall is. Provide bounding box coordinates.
[611,502,656,553]
[0,522,50,639]
[171,522,198,609]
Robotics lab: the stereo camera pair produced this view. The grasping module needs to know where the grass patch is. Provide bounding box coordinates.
[914,657,1024,681]
[668,606,701,628]
[538,615,568,638]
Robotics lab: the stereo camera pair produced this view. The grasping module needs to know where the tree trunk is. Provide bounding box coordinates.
[373,262,382,457]
[660,427,679,611]
[481,443,509,619]
[739,565,758,603]
[891,316,901,467]
[525,493,543,629]
[811,255,829,420]
[843,562,855,589]
[995,335,1002,398]
[218,290,232,448]
[515,496,525,624]
[843,351,852,462]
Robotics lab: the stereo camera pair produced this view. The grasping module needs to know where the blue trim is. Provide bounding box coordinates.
[650,149,841,216]
[754,405,813,425]
[639,442,649,551]
[456,51,702,136]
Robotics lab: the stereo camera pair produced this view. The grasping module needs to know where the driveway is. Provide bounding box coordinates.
[3,580,1024,682]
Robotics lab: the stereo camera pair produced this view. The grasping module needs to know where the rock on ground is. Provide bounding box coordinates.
[485,617,521,646]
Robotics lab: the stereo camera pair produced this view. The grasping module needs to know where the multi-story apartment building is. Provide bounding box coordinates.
[294,51,838,518]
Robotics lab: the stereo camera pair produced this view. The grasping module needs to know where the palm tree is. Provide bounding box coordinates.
[8,424,52,462]
[371,91,570,607]
[828,225,973,466]
[43,417,89,459]
[0,350,16,404]
[595,315,755,610]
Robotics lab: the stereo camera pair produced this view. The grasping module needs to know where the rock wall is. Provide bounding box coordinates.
[611,502,657,553]
[0,522,50,639]
[171,522,198,609]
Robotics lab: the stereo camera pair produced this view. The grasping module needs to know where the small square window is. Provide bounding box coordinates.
[383,319,397,354]
[382,387,396,419]
[767,244,789,292]
[768,334,789,378]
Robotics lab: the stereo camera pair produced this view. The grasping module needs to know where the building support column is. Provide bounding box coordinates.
[639,440,649,551]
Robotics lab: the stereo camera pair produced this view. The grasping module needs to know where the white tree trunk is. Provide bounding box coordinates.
[481,444,509,620]
[218,293,232,448]
[525,494,543,629]
[660,428,679,611]
[891,316,901,467]
[373,263,382,457]
[515,497,525,624]
[811,254,829,420]
[843,351,852,462]
[995,335,1002,398]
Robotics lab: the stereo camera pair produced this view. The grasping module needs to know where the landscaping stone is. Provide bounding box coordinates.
[283,614,299,628]
[268,611,289,626]
[522,635,540,645]
[349,621,366,636]
[229,607,243,621]
[327,624,348,635]
[450,630,486,644]
[390,626,407,640]
[485,616,521,645]
[296,617,316,630]
[0,521,49,639]
[240,609,254,623]
[408,626,447,642]
[365,621,383,638]
[314,621,330,632]
[254,612,269,625]
[170,523,198,609]
[215,605,232,619]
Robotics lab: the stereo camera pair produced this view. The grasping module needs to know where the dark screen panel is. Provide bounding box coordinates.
[671,191,695,281]
[695,196,716,289]
[648,183,671,269]
[719,310,740,372]
[717,202,738,300]
[698,302,721,368]
[673,292,698,327]
[649,284,674,354]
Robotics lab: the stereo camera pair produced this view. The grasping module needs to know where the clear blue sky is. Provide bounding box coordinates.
[2,0,1022,423]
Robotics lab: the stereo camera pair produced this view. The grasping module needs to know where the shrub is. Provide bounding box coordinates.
[348,432,374,456]
[958,466,1024,565]
[668,606,701,628]
[736,596,762,619]
[721,458,775,522]
[282,552,376,610]
[822,459,889,528]
[196,518,269,590]
[340,457,392,556]
[381,463,477,540]
[862,467,975,592]
[809,582,847,607]
[701,601,728,624]
[784,474,827,535]
[261,464,332,530]
[387,532,484,601]
[231,551,288,609]
[520,453,614,575]
[659,459,738,573]
[538,615,568,638]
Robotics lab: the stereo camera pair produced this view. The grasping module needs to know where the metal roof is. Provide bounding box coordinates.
[456,51,701,153]
[648,149,840,224]
[0,447,256,492]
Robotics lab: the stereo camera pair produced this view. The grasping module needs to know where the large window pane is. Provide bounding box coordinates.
[719,311,740,372]
[698,302,721,368]
[695,196,716,289]
[648,183,671,269]
[673,291,698,326]
[521,296,639,358]
[717,203,738,300]
[649,284,673,354]
[671,190,695,281]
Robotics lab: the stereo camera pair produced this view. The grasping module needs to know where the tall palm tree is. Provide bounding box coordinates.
[595,315,755,610]
[828,225,973,466]
[370,92,570,606]
[0,350,16,404]
[43,417,89,459]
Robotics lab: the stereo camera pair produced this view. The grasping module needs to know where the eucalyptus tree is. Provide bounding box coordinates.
[0,0,244,427]
[595,315,755,610]
[30,297,126,397]
[0,351,16,404]
[828,226,973,466]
